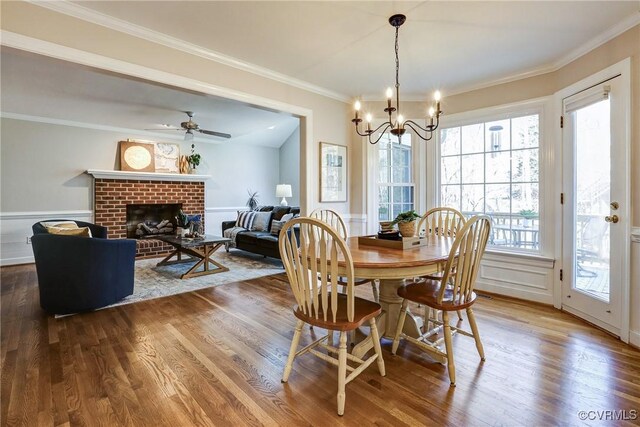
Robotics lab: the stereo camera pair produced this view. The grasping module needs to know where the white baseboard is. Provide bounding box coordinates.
[630,330,640,349]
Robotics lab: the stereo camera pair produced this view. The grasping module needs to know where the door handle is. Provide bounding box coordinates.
[610,201,619,210]
[605,215,619,223]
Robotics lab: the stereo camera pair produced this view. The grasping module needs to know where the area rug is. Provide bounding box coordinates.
[111,250,284,308]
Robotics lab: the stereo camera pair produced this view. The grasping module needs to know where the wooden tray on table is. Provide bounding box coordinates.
[357,235,428,250]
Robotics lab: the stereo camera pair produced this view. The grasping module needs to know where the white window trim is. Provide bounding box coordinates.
[428,97,555,260]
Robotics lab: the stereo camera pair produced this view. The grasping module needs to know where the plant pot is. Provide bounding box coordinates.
[398,221,416,238]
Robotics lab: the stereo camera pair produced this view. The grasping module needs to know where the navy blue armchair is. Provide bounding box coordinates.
[31,220,136,315]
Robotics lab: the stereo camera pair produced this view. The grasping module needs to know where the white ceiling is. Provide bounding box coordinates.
[0,48,300,147]
[1,1,638,145]
[61,0,640,99]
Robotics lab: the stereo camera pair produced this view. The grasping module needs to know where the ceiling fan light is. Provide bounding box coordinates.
[184,130,194,141]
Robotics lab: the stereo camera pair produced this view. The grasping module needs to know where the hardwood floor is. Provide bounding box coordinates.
[1,264,639,426]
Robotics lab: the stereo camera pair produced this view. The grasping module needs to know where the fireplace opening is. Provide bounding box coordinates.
[126,203,182,238]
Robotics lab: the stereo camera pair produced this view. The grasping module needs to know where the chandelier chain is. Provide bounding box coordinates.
[395,26,400,113]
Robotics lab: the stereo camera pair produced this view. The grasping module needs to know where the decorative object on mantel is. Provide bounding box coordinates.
[187,143,201,174]
[351,14,443,144]
[154,142,180,173]
[179,155,190,174]
[392,209,421,237]
[246,189,260,210]
[119,140,155,172]
[275,184,292,206]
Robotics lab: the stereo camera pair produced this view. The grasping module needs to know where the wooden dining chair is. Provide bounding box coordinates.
[392,215,491,386]
[279,217,386,415]
[309,208,378,303]
[418,207,467,323]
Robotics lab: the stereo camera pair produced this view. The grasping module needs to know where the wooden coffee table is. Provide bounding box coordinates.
[152,235,231,279]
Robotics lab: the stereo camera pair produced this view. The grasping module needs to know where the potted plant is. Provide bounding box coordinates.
[246,189,259,211]
[187,143,201,173]
[518,209,538,227]
[175,209,190,237]
[392,209,421,237]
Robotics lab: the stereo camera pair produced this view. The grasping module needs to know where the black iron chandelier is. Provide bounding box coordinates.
[352,14,443,144]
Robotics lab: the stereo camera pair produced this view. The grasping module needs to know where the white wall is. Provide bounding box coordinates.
[278,126,300,207]
[0,117,281,264]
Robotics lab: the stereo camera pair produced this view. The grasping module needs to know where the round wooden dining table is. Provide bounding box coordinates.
[341,235,454,359]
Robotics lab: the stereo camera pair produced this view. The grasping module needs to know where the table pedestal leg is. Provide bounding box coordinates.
[352,278,424,358]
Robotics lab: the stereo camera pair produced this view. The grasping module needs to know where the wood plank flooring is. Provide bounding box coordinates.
[1,263,639,426]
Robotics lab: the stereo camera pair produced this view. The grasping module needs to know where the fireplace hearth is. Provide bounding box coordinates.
[126,203,182,238]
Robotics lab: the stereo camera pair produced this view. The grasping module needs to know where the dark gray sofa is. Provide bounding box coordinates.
[221,206,300,259]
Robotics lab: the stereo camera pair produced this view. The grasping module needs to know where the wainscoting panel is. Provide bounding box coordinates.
[475,252,556,304]
[205,207,247,237]
[343,213,367,237]
[0,211,93,266]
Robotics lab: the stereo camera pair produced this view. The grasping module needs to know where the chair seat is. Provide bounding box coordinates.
[398,279,477,311]
[294,293,381,331]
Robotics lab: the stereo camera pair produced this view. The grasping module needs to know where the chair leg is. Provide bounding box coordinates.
[282,319,304,383]
[442,311,456,386]
[337,331,348,416]
[392,299,409,355]
[457,310,463,322]
[371,280,379,303]
[368,318,386,377]
[466,307,485,361]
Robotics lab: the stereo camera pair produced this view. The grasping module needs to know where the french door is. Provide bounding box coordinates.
[561,73,629,336]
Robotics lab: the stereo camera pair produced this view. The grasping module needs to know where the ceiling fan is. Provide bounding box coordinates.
[149,111,232,140]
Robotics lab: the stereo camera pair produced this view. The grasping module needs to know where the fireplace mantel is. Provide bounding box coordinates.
[86,169,210,182]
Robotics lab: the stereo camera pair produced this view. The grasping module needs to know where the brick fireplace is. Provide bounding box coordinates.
[89,171,206,258]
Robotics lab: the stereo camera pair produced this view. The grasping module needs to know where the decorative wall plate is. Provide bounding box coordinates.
[119,141,155,172]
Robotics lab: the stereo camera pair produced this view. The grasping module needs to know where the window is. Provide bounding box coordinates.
[378,133,414,221]
[440,114,540,251]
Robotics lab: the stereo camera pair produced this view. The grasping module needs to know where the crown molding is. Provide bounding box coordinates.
[0,111,222,144]
[28,0,350,103]
[445,13,640,97]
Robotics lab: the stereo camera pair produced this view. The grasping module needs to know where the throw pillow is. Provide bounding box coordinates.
[236,211,256,230]
[271,206,290,221]
[45,226,92,237]
[250,211,272,232]
[280,213,297,222]
[270,220,285,236]
[40,220,78,229]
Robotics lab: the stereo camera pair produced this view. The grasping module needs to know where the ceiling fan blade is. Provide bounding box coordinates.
[198,129,232,139]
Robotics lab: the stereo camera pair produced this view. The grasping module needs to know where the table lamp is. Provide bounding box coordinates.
[276,184,292,206]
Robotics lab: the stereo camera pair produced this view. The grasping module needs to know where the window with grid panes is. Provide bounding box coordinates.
[378,133,414,221]
[439,114,540,251]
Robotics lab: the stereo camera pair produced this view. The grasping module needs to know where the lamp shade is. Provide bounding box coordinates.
[276,184,292,198]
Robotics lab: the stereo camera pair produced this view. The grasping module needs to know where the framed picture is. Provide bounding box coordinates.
[320,142,347,202]
[154,142,180,173]
[119,141,155,172]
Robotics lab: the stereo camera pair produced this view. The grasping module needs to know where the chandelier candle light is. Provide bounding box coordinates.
[352,14,443,144]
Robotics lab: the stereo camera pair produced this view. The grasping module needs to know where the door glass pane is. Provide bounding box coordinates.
[574,99,610,301]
